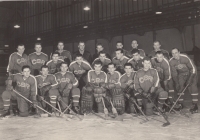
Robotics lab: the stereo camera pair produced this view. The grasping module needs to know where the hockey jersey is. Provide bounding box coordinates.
[7,52,29,74]
[127,49,146,58]
[35,74,58,89]
[151,57,171,81]
[55,71,78,91]
[128,57,144,71]
[10,73,37,96]
[134,68,160,93]
[107,71,121,84]
[148,49,170,60]
[112,56,129,74]
[92,58,111,67]
[28,52,48,70]
[46,59,64,74]
[54,50,72,62]
[120,71,136,89]
[87,70,107,84]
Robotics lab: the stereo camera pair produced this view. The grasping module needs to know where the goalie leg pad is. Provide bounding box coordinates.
[81,87,93,114]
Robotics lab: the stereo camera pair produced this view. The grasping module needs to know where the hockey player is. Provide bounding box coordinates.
[128,40,146,58]
[148,41,170,59]
[120,63,137,113]
[134,57,168,115]
[54,41,72,62]
[46,52,64,74]
[112,48,129,74]
[128,49,144,71]
[106,63,125,114]
[29,43,48,76]
[169,48,198,113]
[55,62,80,113]
[92,51,111,73]
[151,51,174,104]
[111,41,129,59]
[92,43,111,61]
[69,53,92,89]
[1,65,38,117]
[35,65,59,114]
[81,60,107,113]
[7,44,29,75]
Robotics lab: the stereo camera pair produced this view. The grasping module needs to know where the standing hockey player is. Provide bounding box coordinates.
[128,49,144,71]
[111,41,129,59]
[69,53,92,89]
[29,43,48,76]
[128,40,146,58]
[92,51,111,73]
[93,43,111,61]
[112,48,129,74]
[169,48,198,113]
[134,57,168,114]
[120,63,137,113]
[55,62,80,113]
[148,41,170,59]
[54,41,72,62]
[35,65,59,114]
[106,63,125,114]
[1,65,38,117]
[7,44,29,75]
[46,52,64,74]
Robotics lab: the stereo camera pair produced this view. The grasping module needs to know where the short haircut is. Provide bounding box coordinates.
[131,49,140,55]
[18,44,24,48]
[96,43,103,47]
[41,65,49,70]
[115,48,124,54]
[124,63,133,68]
[63,58,70,66]
[132,40,138,43]
[171,48,180,52]
[52,52,60,56]
[99,51,106,56]
[116,41,123,44]
[108,62,116,68]
[93,60,102,66]
[155,51,163,55]
[22,65,31,71]
[58,41,64,45]
[79,41,85,44]
[35,42,41,46]
[60,62,69,67]
[75,53,83,58]
[154,40,161,44]
[143,57,151,62]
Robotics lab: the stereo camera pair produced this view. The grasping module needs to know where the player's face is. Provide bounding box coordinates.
[143,60,151,70]
[52,54,59,61]
[96,45,103,52]
[116,43,123,49]
[133,52,140,61]
[107,64,116,73]
[94,64,102,73]
[99,53,106,61]
[78,43,85,51]
[58,43,64,50]
[124,66,133,75]
[172,49,180,60]
[60,64,68,72]
[131,40,138,48]
[116,51,123,59]
[156,54,164,62]
[41,68,49,76]
[153,42,161,50]
[76,56,83,65]
[17,45,25,54]
[22,68,31,78]
[35,45,42,53]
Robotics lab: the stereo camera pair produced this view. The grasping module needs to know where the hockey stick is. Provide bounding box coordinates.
[13,90,52,116]
[109,99,118,117]
[169,84,189,113]
[147,96,170,127]
[90,110,106,120]
[41,98,63,114]
[102,97,109,117]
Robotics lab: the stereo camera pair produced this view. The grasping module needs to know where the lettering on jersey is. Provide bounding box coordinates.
[109,79,117,83]
[175,64,187,70]
[74,70,85,75]
[17,82,30,89]
[155,67,163,73]
[38,82,50,88]
[32,59,45,65]
[139,75,153,83]
[56,78,70,84]
[17,58,27,64]
[91,78,104,83]
[126,80,133,85]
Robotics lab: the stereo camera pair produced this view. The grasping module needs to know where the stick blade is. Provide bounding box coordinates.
[162,122,170,127]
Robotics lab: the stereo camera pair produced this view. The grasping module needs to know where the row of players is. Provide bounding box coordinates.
[1,40,198,117]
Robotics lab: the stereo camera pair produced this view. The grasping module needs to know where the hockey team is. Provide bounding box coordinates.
[1,40,198,120]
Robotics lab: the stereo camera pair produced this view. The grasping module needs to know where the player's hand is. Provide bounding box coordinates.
[127,80,133,86]
[142,92,149,98]
[57,96,62,102]
[67,83,73,90]
[150,86,157,93]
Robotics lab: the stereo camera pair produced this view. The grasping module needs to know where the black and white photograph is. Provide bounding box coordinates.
[0,0,200,139]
